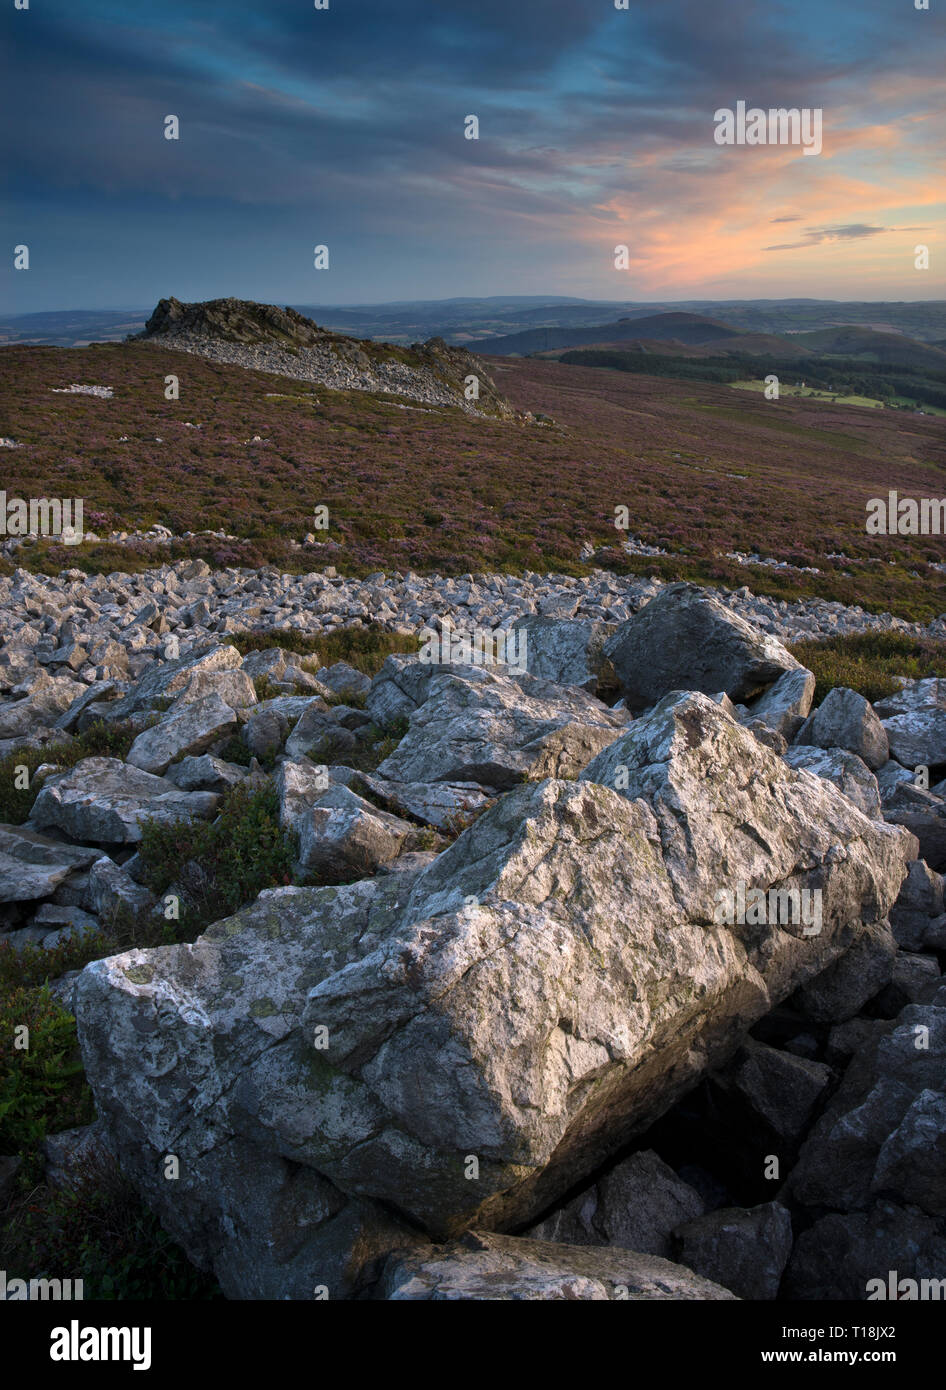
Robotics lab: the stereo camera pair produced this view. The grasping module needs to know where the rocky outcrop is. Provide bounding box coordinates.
[133,297,516,419]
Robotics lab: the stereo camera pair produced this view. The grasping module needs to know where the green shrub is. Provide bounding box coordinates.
[1,1151,221,1300]
[788,632,946,705]
[0,986,93,1175]
[0,932,112,995]
[136,783,297,936]
[228,623,419,676]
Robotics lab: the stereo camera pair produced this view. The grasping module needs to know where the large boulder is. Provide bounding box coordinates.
[602,582,800,711]
[377,1231,737,1301]
[30,757,219,843]
[125,693,238,775]
[75,693,913,1293]
[515,617,609,694]
[374,663,625,789]
[526,1149,705,1258]
[794,686,889,770]
[0,823,99,903]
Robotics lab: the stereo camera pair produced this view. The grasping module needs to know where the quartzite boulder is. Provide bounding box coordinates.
[602,582,800,710]
[75,692,913,1295]
[794,686,889,771]
[30,757,219,843]
[377,1231,737,1301]
[125,692,239,775]
[0,823,99,903]
[375,663,625,789]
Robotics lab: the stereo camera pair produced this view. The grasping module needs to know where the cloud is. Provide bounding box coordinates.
[2,0,945,308]
[764,223,931,251]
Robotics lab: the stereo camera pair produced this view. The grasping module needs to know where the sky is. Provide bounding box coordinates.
[2,0,944,312]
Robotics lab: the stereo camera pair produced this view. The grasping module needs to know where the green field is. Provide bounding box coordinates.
[730,378,946,416]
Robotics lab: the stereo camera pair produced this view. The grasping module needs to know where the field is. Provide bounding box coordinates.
[729,378,946,416]
[1,343,945,621]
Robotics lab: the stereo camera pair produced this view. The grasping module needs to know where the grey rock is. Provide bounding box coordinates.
[716,1039,832,1141]
[376,664,624,789]
[783,746,882,819]
[126,692,238,775]
[603,581,800,711]
[783,1201,946,1300]
[792,920,897,1023]
[789,989,946,1213]
[75,694,912,1277]
[163,754,246,793]
[349,771,491,832]
[889,859,945,951]
[873,953,942,1014]
[0,673,85,739]
[317,662,372,700]
[745,666,815,739]
[285,704,357,762]
[872,1089,946,1214]
[516,616,609,693]
[43,1120,113,1191]
[110,642,243,717]
[295,784,432,879]
[0,823,99,902]
[55,680,122,733]
[86,856,155,921]
[882,807,946,873]
[527,1149,705,1258]
[794,687,889,770]
[31,757,219,843]
[243,696,322,759]
[173,667,257,709]
[672,1203,793,1301]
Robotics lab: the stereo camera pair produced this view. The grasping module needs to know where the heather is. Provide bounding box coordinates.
[2,343,945,621]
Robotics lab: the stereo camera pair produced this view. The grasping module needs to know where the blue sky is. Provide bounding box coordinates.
[2,0,944,312]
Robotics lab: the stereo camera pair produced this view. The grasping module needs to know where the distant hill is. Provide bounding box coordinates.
[787,326,946,371]
[5,297,946,348]
[469,311,745,355]
[500,316,946,377]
